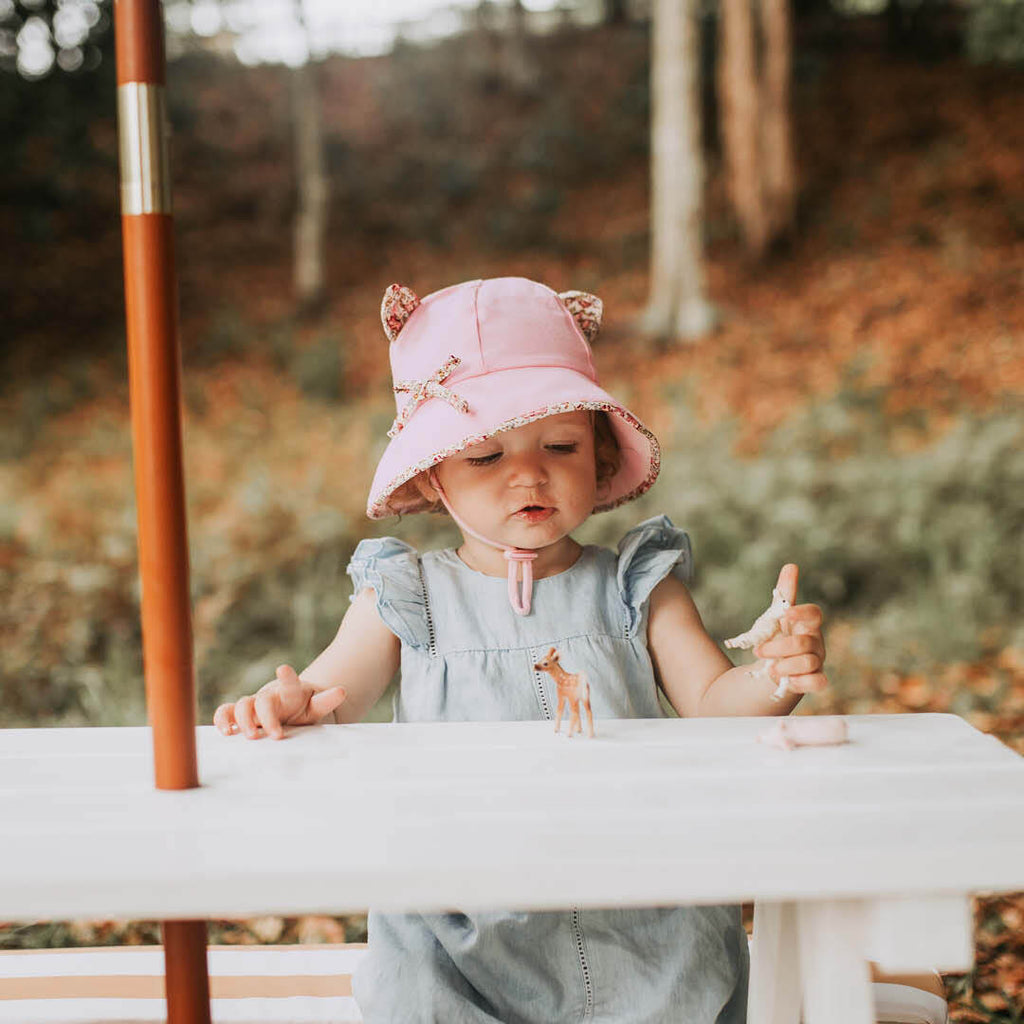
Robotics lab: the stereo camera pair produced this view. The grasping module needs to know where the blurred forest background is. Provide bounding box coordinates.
[1,0,1021,1016]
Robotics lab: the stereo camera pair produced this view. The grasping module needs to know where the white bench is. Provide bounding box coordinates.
[0,942,948,1023]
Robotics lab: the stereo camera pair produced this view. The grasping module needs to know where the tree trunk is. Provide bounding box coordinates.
[504,0,540,95]
[291,61,327,311]
[759,0,795,238]
[604,0,630,24]
[643,0,715,342]
[291,1,327,312]
[718,0,768,257]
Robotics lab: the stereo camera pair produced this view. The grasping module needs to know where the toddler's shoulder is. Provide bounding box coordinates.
[349,536,419,567]
[347,537,422,590]
[346,537,429,650]
[614,515,694,632]
[616,515,693,582]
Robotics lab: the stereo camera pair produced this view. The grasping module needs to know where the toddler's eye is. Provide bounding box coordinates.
[466,452,501,466]
[547,443,579,454]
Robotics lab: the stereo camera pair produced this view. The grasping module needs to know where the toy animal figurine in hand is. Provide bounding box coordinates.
[724,585,792,701]
[534,647,595,738]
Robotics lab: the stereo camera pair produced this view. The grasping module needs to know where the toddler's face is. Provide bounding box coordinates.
[431,411,598,551]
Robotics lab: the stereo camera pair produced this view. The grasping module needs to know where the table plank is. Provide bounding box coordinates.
[1,715,1022,921]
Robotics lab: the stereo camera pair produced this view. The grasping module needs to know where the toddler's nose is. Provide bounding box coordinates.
[505,453,547,488]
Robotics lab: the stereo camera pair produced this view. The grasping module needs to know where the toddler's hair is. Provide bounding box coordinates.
[387,411,623,517]
[593,409,622,495]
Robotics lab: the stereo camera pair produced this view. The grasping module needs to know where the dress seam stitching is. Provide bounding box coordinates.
[416,556,438,658]
[572,908,595,1022]
[530,648,552,720]
[427,631,636,657]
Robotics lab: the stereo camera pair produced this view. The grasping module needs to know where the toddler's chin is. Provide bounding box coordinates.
[510,524,575,553]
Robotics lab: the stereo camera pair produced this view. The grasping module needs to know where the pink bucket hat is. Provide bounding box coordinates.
[367,276,660,520]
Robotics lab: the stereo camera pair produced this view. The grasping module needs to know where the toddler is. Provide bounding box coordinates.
[214,277,827,1023]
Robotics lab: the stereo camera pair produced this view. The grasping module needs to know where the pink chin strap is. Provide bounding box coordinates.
[428,470,538,616]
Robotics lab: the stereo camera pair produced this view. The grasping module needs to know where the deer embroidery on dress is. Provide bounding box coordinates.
[534,647,595,738]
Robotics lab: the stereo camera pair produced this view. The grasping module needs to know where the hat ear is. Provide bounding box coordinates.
[381,283,421,342]
[559,290,603,343]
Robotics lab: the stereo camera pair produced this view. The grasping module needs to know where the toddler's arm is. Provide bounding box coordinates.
[213,587,400,738]
[646,565,826,718]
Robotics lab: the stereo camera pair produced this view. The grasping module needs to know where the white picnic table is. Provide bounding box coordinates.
[2,712,1022,1024]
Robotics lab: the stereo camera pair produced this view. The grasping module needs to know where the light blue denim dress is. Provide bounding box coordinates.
[346,515,749,1024]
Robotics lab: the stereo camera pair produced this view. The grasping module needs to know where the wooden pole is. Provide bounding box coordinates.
[113,0,211,1020]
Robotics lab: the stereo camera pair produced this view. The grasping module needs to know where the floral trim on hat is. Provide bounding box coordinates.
[381,283,421,342]
[367,401,661,520]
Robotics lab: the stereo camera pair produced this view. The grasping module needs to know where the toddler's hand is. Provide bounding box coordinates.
[213,664,347,740]
[754,564,827,696]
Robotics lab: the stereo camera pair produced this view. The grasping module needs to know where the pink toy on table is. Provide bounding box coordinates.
[759,716,849,751]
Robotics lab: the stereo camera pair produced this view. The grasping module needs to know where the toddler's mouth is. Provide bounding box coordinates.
[513,505,556,523]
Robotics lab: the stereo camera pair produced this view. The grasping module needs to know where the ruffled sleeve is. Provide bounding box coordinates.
[616,515,694,635]
[346,537,430,650]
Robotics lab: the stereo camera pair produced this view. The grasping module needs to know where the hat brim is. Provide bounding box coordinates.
[367,365,660,519]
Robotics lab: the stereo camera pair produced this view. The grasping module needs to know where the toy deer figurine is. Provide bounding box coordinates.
[534,647,595,738]
[724,586,792,701]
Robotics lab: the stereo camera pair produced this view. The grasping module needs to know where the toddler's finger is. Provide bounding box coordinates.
[213,703,238,736]
[235,695,260,739]
[309,686,347,720]
[254,690,284,740]
[775,564,799,606]
[773,653,823,680]
[784,671,828,694]
[276,664,301,687]
[755,633,821,660]
[786,604,823,632]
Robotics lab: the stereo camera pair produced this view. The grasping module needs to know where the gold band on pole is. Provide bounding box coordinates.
[117,82,172,215]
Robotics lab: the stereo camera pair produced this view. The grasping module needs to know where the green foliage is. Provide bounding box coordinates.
[0,350,115,460]
[190,307,250,365]
[483,186,566,250]
[579,391,1023,690]
[2,554,147,728]
[0,920,160,950]
[186,311,346,403]
[4,374,1020,729]
[194,541,354,715]
[966,0,1024,64]
[291,332,346,403]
